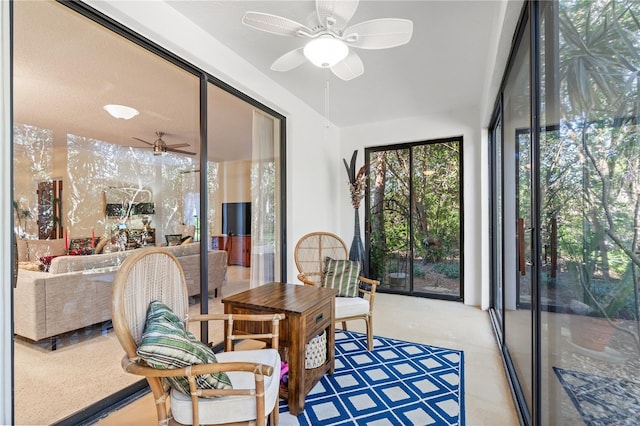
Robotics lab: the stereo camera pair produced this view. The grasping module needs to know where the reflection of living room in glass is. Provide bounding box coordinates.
[183,192,200,241]
[105,202,155,218]
[222,202,251,236]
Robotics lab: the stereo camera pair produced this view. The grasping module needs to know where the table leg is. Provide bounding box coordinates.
[328,319,335,375]
[287,321,304,416]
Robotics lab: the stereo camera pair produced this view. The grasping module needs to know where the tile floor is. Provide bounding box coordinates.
[97,269,519,425]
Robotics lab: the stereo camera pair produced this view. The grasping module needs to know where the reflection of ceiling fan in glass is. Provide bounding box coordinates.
[132,131,195,156]
[242,0,413,81]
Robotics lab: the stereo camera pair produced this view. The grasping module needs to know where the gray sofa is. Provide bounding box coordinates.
[14,242,227,343]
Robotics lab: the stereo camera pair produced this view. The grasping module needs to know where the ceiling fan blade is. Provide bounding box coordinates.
[167,147,196,156]
[242,12,312,37]
[330,50,364,81]
[271,48,307,72]
[316,0,359,29]
[132,137,153,146]
[166,143,190,149]
[343,18,413,49]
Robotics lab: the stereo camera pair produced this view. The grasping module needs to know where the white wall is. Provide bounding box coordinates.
[83,0,343,283]
[339,107,485,306]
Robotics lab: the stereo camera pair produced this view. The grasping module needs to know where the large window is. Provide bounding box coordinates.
[11,1,285,423]
[490,2,640,424]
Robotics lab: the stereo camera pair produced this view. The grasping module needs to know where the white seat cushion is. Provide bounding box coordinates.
[335,296,369,319]
[170,348,281,425]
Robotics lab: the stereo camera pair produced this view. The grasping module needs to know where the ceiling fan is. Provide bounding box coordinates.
[132,131,195,156]
[242,0,413,81]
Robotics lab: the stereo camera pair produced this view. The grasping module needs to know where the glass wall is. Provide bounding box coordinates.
[490,2,640,424]
[503,16,534,418]
[11,1,285,424]
[13,2,200,423]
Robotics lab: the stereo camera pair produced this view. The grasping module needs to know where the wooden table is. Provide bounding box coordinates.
[222,282,336,415]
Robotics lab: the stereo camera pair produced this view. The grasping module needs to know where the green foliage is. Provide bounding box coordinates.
[413,265,426,278]
[433,262,460,279]
[600,263,638,320]
[567,260,638,320]
[369,242,385,281]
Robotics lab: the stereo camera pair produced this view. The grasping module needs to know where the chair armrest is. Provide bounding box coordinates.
[123,355,275,400]
[297,273,319,287]
[358,276,379,297]
[122,354,274,378]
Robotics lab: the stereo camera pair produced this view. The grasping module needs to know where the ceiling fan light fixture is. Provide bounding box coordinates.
[152,144,166,156]
[103,104,139,120]
[303,36,348,68]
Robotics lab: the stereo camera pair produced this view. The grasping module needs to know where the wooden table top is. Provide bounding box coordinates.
[222,282,336,314]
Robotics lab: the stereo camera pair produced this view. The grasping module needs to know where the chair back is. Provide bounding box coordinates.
[112,247,189,359]
[294,232,348,284]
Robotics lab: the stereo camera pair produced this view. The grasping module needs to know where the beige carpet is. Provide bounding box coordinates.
[13,275,250,425]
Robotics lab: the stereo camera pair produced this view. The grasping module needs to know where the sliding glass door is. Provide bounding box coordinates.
[206,84,283,291]
[366,138,463,300]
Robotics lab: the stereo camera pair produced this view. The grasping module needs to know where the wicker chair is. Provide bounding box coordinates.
[111,247,283,426]
[294,232,379,351]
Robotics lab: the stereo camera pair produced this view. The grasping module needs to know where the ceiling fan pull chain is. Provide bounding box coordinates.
[324,68,330,128]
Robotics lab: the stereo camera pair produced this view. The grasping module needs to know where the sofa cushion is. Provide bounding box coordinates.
[29,239,66,260]
[16,239,29,262]
[321,257,360,297]
[164,242,199,257]
[137,301,232,396]
[48,250,131,274]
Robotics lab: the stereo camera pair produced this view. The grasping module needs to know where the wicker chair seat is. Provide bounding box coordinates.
[335,296,370,318]
[170,348,281,425]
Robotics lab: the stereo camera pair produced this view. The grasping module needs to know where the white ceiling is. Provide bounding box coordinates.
[166,0,510,127]
[12,1,520,161]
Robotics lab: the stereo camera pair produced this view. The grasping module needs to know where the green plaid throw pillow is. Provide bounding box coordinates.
[137,301,232,395]
[321,257,361,297]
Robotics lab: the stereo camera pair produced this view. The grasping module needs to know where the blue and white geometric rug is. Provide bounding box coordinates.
[279,331,465,425]
[553,367,640,425]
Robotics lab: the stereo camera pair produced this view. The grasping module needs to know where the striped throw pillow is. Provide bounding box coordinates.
[321,257,361,297]
[137,301,232,395]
